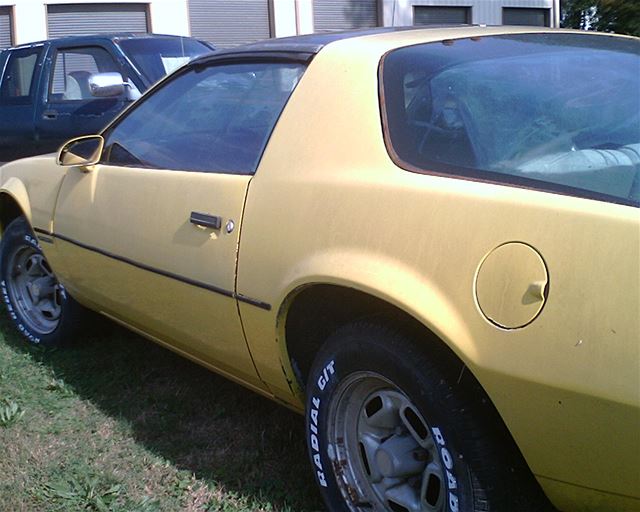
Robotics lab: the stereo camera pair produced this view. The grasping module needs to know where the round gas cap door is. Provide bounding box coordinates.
[475,243,548,329]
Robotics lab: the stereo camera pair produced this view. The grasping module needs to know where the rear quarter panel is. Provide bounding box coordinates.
[236,32,640,508]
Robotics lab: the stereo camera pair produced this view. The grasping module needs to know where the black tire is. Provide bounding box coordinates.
[305,322,553,512]
[0,217,85,346]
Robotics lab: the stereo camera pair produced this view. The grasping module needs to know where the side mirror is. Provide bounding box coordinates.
[88,72,126,98]
[57,135,104,167]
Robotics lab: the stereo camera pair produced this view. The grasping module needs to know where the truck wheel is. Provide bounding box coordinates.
[0,217,84,346]
[305,322,552,512]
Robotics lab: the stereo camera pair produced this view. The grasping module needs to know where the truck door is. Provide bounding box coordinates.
[0,45,44,162]
[35,44,132,154]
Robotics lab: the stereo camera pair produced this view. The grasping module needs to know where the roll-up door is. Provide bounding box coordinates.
[0,7,12,48]
[503,8,550,26]
[413,6,471,25]
[314,0,379,32]
[189,0,271,49]
[47,4,149,39]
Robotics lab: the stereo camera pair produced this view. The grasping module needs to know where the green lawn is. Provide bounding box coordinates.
[0,316,323,512]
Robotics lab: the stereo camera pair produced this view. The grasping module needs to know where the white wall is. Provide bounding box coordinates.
[271,0,314,37]
[381,0,559,27]
[147,0,189,36]
[1,0,562,47]
[0,1,48,44]
[0,0,189,45]
[293,0,560,34]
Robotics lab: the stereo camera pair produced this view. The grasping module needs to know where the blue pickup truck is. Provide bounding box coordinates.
[0,33,213,162]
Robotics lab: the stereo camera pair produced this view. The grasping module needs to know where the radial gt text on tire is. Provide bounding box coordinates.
[305,322,554,512]
[0,216,84,346]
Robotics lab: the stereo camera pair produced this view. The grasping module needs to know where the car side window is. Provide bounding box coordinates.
[101,61,305,175]
[49,46,121,102]
[0,47,42,103]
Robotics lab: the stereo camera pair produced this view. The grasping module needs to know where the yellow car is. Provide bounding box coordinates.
[0,26,638,512]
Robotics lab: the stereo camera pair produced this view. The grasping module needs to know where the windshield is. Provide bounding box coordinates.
[117,37,212,84]
[382,34,640,206]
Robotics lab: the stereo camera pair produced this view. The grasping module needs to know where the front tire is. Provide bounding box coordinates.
[305,322,552,512]
[0,217,84,346]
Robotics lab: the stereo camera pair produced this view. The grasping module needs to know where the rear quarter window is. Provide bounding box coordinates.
[381,34,640,206]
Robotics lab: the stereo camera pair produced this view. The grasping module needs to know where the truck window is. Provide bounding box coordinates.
[0,47,42,101]
[49,46,121,101]
[117,37,211,84]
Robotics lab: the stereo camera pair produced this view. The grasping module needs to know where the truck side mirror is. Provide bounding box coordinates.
[88,72,126,98]
[57,135,104,167]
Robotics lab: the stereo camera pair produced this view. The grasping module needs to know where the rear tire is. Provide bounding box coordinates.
[305,322,553,512]
[0,217,85,346]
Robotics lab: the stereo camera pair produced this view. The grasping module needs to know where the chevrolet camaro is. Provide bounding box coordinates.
[0,27,638,512]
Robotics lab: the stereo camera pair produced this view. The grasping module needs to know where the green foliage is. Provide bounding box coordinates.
[0,398,24,427]
[42,474,123,512]
[39,469,163,512]
[561,0,640,36]
[0,318,322,511]
[46,376,74,396]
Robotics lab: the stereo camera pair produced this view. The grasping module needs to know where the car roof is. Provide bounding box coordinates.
[190,25,618,67]
[229,26,426,53]
[201,26,465,57]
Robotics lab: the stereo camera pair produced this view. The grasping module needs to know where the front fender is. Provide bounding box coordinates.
[0,154,68,233]
[0,176,32,226]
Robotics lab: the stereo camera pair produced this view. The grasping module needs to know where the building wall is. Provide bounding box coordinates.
[1,0,560,48]
[0,0,189,46]
[381,0,559,27]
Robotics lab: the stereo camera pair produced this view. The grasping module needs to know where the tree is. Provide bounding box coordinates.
[561,0,640,36]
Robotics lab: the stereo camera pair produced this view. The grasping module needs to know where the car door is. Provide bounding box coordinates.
[51,57,306,388]
[0,45,44,161]
[35,44,133,155]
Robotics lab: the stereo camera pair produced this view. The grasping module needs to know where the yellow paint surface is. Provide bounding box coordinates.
[1,27,638,511]
[475,242,548,329]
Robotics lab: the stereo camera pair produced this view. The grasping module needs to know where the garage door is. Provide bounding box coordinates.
[314,0,379,32]
[189,0,271,49]
[503,8,550,26]
[413,6,471,25]
[0,7,12,48]
[47,4,149,39]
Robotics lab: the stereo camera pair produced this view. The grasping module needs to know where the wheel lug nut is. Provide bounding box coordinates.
[413,449,428,462]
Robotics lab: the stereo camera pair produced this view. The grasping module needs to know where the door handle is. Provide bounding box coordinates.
[42,110,58,120]
[190,211,222,230]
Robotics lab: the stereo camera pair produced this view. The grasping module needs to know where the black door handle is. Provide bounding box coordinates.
[190,211,221,230]
[42,110,58,120]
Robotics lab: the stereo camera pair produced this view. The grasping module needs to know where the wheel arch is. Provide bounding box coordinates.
[0,179,32,234]
[281,282,549,505]
[281,282,474,392]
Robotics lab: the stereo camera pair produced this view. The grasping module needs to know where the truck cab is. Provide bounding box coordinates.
[0,33,213,162]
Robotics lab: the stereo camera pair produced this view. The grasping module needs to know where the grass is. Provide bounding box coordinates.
[0,315,323,512]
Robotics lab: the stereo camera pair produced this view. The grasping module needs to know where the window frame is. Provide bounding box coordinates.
[47,44,125,103]
[0,46,44,105]
[98,52,312,175]
[378,36,640,208]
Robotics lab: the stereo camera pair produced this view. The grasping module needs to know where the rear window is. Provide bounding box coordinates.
[381,34,640,206]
